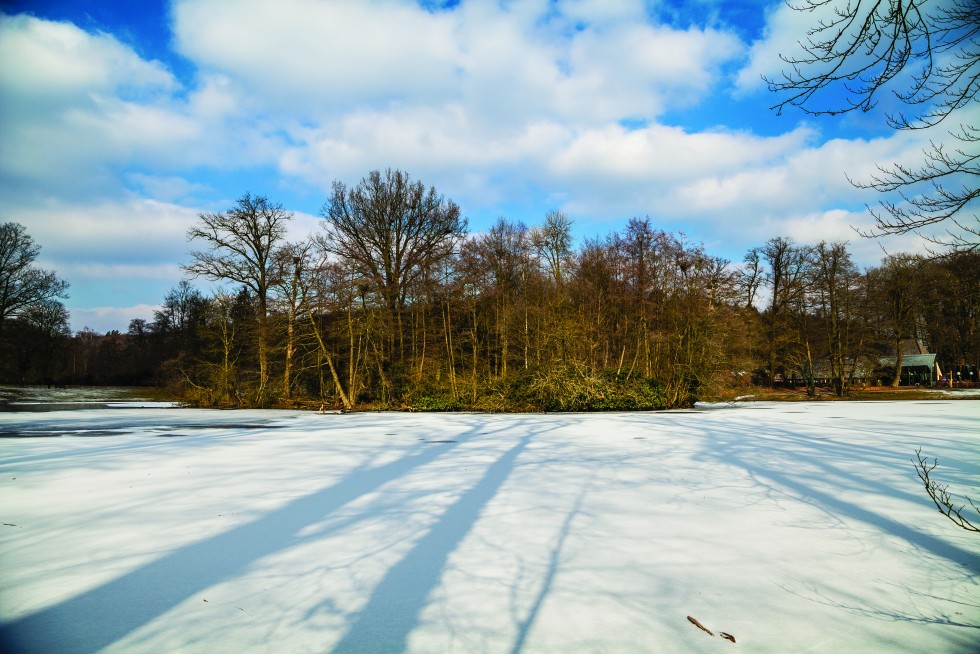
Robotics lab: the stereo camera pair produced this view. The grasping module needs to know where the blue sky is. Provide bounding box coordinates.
[0,0,944,332]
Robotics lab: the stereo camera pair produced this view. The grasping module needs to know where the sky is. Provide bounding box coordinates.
[0,0,957,333]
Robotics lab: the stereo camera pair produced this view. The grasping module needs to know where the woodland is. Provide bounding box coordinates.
[1,175,978,411]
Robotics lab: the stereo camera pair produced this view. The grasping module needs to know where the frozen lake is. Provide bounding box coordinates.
[1,401,978,653]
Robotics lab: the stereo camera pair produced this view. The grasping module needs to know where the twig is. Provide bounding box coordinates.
[914,448,980,533]
[687,615,714,636]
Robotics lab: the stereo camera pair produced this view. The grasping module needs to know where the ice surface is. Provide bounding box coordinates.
[1,402,978,653]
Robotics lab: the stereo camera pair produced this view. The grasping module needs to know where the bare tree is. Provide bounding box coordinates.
[184,194,291,402]
[761,237,799,385]
[271,242,314,401]
[739,246,764,310]
[767,0,979,251]
[153,281,204,335]
[468,218,532,378]
[153,280,207,361]
[811,241,861,396]
[530,210,575,363]
[867,253,926,385]
[0,222,69,330]
[620,217,659,377]
[296,266,353,410]
[319,169,466,362]
[203,292,242,406]
[531,210,573,297]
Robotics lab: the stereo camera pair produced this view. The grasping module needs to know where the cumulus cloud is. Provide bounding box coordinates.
[172,0,742,123]
[173,0,462,114]
[0,12,284,203]
[542,114,951,268]
[755,209,936,265]
[0,13,176,108]
[13,198,198,263]
[560,22,740,119]
[3,2,751,209]
[279,105,567,197]
[125,173,214,203]
[6,197,196,327]
[71,304,160,334]
[553,123,812,183]
[734,2,818,96]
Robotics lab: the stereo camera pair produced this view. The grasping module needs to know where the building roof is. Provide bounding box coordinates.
[880,353,936,368]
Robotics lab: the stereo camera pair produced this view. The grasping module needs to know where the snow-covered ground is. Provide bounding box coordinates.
[1,402,978,653]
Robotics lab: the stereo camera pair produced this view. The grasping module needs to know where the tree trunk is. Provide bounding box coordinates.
[283,312,294,400]
[257,295,269,401]
[303,296,352,410]
[892,344,904,387]
[471,304,479,404]
[443,299,457,398]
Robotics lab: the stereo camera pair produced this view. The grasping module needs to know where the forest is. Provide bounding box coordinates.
[2,169,978,410]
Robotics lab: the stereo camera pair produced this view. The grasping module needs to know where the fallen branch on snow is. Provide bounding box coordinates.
[914,448,980,534]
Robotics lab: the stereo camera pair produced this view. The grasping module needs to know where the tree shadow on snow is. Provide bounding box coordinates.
[330,434,533,653]
[508,481,591,654]
[687,413,979,635]
[694,418,978,570]
[0,416,535,654]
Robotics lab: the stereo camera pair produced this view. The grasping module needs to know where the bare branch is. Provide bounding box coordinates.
[913,447,980,533]
[0,222,69,327]
[769,0,980,252]
[184,193,291,400]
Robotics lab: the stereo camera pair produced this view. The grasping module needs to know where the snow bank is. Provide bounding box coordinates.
[1,402,978,653]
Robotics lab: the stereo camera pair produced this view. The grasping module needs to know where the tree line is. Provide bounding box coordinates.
[2,169,978,410]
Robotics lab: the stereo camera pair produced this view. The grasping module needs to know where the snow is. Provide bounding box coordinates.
[935,389,980,397]
[1,401,978,653]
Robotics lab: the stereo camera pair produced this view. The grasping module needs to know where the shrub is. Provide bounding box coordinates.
[410,393,464,412]
[519,366,666,412]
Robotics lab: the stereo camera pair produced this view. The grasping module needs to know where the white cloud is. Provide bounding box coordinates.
[11,197,208,332]
[280,105,567,192]
[0,13,284,202]
[0,14,176,107]
[756,208,937,265]
[125,173,213,203]
[542,122,818,223]
[734,2,817,96]
[58,261,186,280]
[558,0,648,24]
[173,0,462,114]
[536,116,947,268]
[70,304,160,334]
[2,3,751,209]
[560,23,740,119]
[186,74,239,119]
[668,124,945,217]
[553,123,812,183]
[0,15,179,165]
[172,0,743,124]
[11,197,198,272]
[285,210,323,245]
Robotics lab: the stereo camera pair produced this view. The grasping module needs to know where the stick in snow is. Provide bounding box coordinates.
[687,616,713,636]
